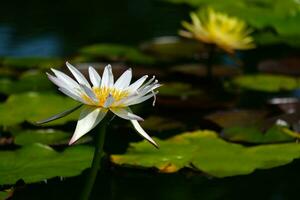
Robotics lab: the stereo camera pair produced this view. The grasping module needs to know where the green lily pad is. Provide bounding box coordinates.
[0,143,93,185]
[159,82,202,97]
[13,129,70,146]
[205,110,267,128]
[0,71,53,95]
[0,191,10,199]
[78,44,156,64]
[141,36,205,60]
[112,130,300,177]
[13,129,92,146]
[223,125,295,144]
[2,57,62,69]
[232,74,300,92]
[0,92,80,126]
[171,64,241,78]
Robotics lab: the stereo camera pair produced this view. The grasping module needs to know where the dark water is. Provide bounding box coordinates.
[0,0,189,57]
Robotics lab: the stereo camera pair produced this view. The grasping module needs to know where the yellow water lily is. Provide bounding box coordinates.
[179,8,255,53]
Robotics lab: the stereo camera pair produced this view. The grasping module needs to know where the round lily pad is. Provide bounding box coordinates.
[0,92,80,126]
[112,130,300,177]
[232,74,300,92]
[0,143,93,185]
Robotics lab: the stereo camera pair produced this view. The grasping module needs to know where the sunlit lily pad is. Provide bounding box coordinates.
[232,74,300,92]
[2,57,62,69]
[0,71,53,95]
[0,143,93,185]
[78,44,156,64]
[112,130,300,177]
[0,92,79,126]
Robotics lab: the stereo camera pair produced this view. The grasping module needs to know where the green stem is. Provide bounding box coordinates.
[80,121,108,200]
[206,44,216,80]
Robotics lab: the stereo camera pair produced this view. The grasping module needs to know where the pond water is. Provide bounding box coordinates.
[1,0,300,200]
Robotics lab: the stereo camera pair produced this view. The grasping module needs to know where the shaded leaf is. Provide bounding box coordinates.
[2,57,62,69]
[171,64,241,78]
[0,71,53,95]
[223,125,295,144]
[205,110,268,128]
[0,143,93,185]
[141,116,185,132]
[78,44,156,64]
[159,82,202,97]
[141,36,205,60]
[112,130,300,177]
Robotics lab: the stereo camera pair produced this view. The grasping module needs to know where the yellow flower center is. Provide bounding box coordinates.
[82,87,129,107]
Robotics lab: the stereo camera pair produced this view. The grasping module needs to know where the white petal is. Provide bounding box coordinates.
[69,107,107,145]
[103,94,114,108]
[51,68,81,91]
[110,107,143,121]
[114,68,132,90]
[66,62,91,88]
[58,87,85,103]
[89,66,101,87]
[101,64,114,88]
[138,83,161,96]
[124,91,158,106]
[130,120,158,148]
[138,76,155,91]
[127,75,148,93]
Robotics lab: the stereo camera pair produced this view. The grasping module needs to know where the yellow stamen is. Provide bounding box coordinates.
[81,87,129,107]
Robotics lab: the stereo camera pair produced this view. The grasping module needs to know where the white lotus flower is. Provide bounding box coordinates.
[45,62,161,147]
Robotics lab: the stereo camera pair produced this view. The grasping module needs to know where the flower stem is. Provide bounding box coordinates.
[206,44,216,80]
[80,121,108,200]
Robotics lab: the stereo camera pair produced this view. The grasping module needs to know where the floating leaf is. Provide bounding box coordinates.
[112,130,300,177]
[232,74,300,92]
[78,44,156,64]
[0,92,79,126]
[159,82,202,97]
[205,110,267,128]
[13,129,70,146]
[0,71,53,95]
[13,129,92,146]
[171,64,241,78]
[223,125,295,144]
[0,191,10,199]
[141,116,185,132]
[0,143,93,185]
[2,57,62,69]
[141,36,205,60]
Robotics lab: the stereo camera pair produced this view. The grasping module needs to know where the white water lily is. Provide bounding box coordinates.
[46,62,161,147]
